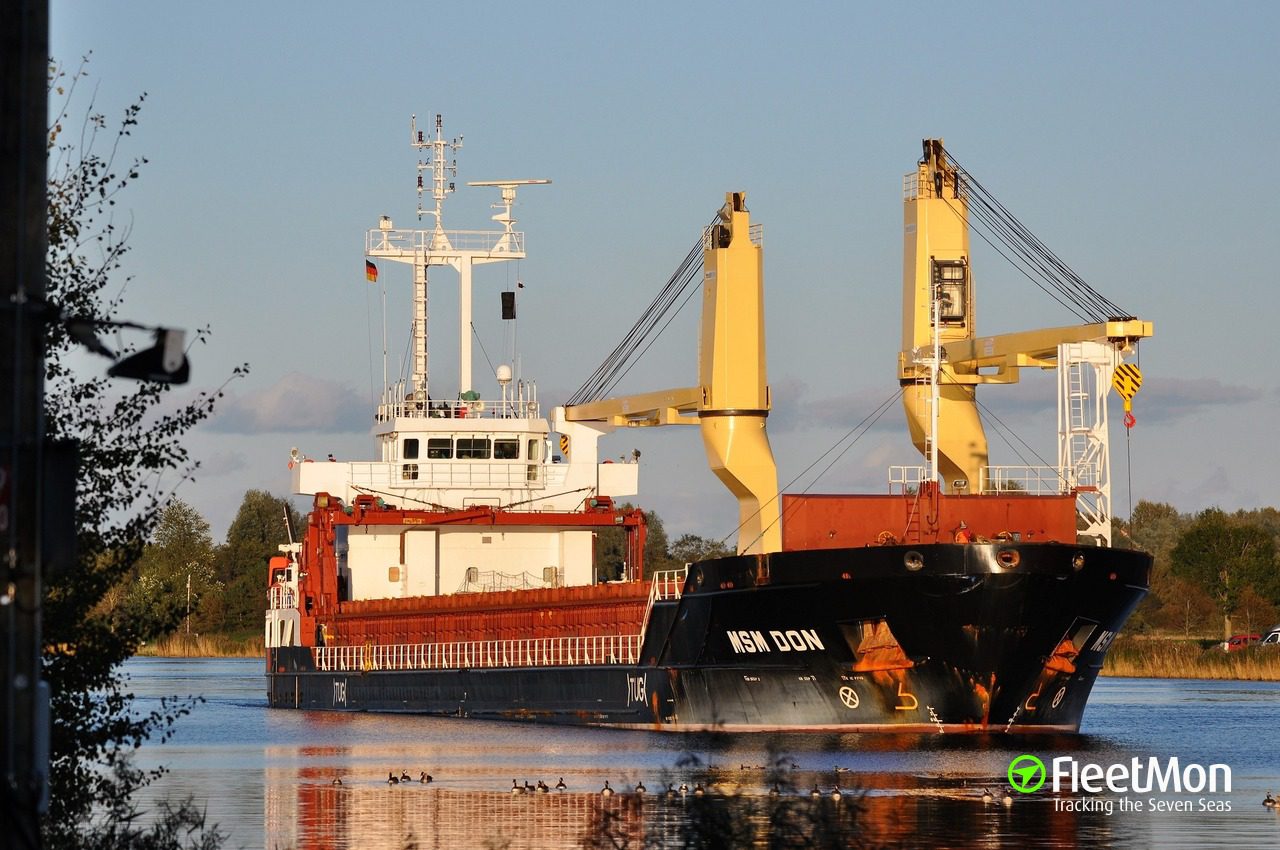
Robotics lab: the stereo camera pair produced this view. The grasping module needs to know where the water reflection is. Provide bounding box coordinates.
[121,662,1280,849]
[264,760,1148,849]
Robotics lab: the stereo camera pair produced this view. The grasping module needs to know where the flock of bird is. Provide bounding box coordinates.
[329,774,1280,808]
[326,772,786,798]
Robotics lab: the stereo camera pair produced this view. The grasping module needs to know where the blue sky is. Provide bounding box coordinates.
[50,1,1280,542]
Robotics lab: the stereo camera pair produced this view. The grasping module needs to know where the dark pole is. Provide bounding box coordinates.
[1,0,50,846]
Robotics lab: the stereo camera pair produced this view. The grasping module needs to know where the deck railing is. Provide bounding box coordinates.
[310,570,687,673]
[367,227,526,256]
[648,568,688,603]
[268,585,296,610]
[639,567,687,641]
[313,633,643,673]
[375,397,540,422]
[889,464,1070,496]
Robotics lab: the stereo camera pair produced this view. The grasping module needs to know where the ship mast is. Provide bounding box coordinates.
[365,115,548,406]
[410,113,462,401]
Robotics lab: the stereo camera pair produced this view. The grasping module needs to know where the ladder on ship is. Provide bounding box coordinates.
[1057,341,1116,546]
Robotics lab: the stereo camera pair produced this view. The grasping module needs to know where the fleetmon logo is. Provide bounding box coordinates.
[1008,754,1046,793]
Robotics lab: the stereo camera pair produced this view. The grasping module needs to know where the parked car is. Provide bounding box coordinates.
[1261,626,1280,647]
[1222,634,1261,652]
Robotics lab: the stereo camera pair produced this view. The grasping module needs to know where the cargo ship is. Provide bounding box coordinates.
[265,123,1153,731]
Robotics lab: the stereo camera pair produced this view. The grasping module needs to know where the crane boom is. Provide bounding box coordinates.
[926,319,1153,383]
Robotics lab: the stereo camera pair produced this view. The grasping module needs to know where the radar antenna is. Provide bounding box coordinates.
[467,180,551,253]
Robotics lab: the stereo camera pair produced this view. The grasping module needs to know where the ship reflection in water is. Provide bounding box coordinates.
[122,661,1280,849]
[265,757,1145,849]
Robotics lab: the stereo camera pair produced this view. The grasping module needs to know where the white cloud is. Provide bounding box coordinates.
[205,372,370,434]
[1135,376,1255,422]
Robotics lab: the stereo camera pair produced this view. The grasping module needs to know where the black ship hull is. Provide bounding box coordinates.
[267,542,1149,732]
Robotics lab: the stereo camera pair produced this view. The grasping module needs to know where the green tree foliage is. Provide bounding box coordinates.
[595,504,672,580]
[1123,500,1187,570]
[1170,508,1278,639]
[669,533,733,564]
[124,500,219,634]
[40,58,240,848]
[215,490,302,635]
[1233,506,1280,555]
[1115,500,1190,631]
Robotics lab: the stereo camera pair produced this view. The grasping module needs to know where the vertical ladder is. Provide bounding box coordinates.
[412,254,429,400]
[913,375,934,482]
[1057,341,1117,546]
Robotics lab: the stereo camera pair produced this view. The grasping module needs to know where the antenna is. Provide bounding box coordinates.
[466,180,551,250]
[410,113,463,233]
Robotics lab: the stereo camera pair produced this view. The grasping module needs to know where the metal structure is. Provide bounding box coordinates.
[1057,340,1118,545]
[368,114,548,400]
[899,139,1151,541]
[565,193,781,555]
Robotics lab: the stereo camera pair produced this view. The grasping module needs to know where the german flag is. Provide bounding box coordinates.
[365,260,378,283]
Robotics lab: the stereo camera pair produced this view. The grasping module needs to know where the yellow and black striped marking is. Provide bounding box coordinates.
[1111,363,1142,410]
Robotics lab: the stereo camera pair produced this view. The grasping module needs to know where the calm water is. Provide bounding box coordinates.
[124,658,1280,849]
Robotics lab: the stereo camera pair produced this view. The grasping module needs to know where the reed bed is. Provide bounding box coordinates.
[136,632,263,658]
[1102,635,1280,680]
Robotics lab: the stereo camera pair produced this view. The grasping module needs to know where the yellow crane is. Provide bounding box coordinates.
[563,192,781,555]
[900,140,1152,543]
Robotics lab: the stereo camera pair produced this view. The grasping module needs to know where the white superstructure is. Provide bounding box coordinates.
[285,116,640,610]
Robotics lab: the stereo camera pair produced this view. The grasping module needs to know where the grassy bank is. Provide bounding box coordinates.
[1102,635,1280,680]
[136,632,262,658]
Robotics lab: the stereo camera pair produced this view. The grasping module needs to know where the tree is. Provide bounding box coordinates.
[124,500,219,635]
[215,490,302,634]
[595,504,672,580]
[1116,501,1190,631]
[1124,500,1187,567]
[1234,586,1278,638]
[669,533,733,564]
[40,58,241,849]
[1170,508,1277,640]
[1145,576,1216,637]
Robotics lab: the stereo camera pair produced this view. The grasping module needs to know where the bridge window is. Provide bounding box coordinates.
[427,438,452,459]
[403,438,420,460]
[456,438,492,460]
[494,438,520,459]
[932,260,968,325]
[401,463,419,480]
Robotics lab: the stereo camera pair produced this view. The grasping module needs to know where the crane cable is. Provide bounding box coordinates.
[566,217,715,406]
[729,388,906,554]
[938,144,1130,324]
